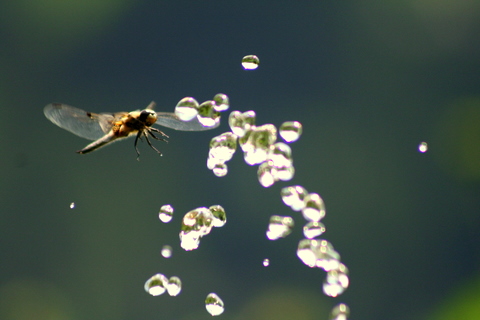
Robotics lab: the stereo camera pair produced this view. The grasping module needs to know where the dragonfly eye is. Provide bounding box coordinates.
[140,110,157,125]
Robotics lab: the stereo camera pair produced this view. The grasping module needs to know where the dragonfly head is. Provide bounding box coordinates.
[139,109,158,126]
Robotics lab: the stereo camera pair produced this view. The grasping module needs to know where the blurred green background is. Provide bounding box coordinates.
[1,1,479,319]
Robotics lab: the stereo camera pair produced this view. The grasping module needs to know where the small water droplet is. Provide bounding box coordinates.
[303,221,326,239]
[175,97,199,121]
[258,161,277,188]
[144,273,169,296]
[266,215,294,240]
[279,121,303,142]
[159,204,174,223]
[323,263,349,297]
[228,110,256,137]
[166,276,182,296]
[302,193,326,222]
[213,93,230,112]
[418,141,428,153]
[281,185,308,211]
[161,245,173,258]
[242,55,260,70]
[205,293,225,316]
[69,202,75,209]
[263,258,270,267]
[209,205,227,227]
[330,303,350,320]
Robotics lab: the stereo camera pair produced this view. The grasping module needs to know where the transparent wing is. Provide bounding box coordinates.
[44,103,117,140]
[155,112,219,131]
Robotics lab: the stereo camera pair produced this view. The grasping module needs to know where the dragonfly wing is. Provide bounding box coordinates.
[44,103,115,140]
[155,112,219,131]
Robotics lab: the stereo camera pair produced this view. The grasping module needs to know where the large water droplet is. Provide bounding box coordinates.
[323,263,349,297]
[205,293,225,316]
[302,193,326,222]
[228,110,256,137]
[197,100,220,128]
[209,132,238,162]
[297,239,340,270]
[166,276,182,296]
[159,204,174,223]
[279,121,303,142]
[240,124,277,165]
[330,303,350,320]
[266,215,294,240]
[179,206,226,251]
[175,97,199,121]
[209,205,227,227]
[241,55,260,70]
[213,93,230,112]
[144,273,169,296]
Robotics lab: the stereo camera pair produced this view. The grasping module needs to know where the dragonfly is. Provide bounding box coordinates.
[44,101,219,158]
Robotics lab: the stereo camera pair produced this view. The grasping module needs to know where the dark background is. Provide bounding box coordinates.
[1,1,479,320]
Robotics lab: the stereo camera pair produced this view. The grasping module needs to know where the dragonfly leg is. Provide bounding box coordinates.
[134,131,142,160]
[144,131,163,156]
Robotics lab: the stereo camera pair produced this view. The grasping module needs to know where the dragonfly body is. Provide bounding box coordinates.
[44,101,218,157]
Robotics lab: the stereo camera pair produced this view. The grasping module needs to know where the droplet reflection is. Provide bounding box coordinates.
[241,55,260,70]
[418,141,428,153]
[205,293,225,316]
[279,121,303,142]
[159,204,174,223]
[161,245,172,258]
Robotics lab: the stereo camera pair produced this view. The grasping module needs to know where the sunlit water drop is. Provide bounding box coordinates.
[266,215,294,240]
[209,132,238,163]
[279,121,303,142]
[303,221,326,239]
[166,276,182,296]
[144,273,169,296]
[297,239,340,270]
[240,124,277,165]
[263,258,270,267]
[323,263,349,297]
[175,97,199,121]
[161,245,173,258]
[228,110,256,137]
[179,206,226,251]
[69,202,75,209]
[302,193,326,222]
[213,93,230,112]
[205,293,225,316]
[159,204,174,223]
[241,55,260,70]
[330,303,350,320]
[418,141,428,153]
[281,185,308,211]
[197,100,221,128]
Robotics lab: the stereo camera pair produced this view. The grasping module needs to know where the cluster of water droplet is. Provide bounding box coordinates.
[179,205,227,251]
[144,273,182,297]
[207,110,302,187]
[174,93,229,127]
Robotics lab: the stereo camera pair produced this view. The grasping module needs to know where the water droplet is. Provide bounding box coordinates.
[175,97,199,121]
[263,258,270,267]
[228,110,256,137]
[209,205,227,227]
[180,207,225,251]
[69,202,75,209]
[297,239,340,270]
[303,221,326,239]
[418,141,428,153]
[144,273,169,296]
[281,185,308,211]
[159,204,174,223]
[197,100,221,128]
[212,162,228,177]
[241,55,260,70]
[240,124,277,165]
[209,132,238,162]
[330,303,350,320]
[213,93,230,112]
[268,142,293,168]
[161,245,173,258]
[205,293,225,316]
[302,193,326,222]
[323,263,349,297]
[166,276,182,296]
[266,215,294,240]
[279,121,303,142]
[258,161,277,187]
